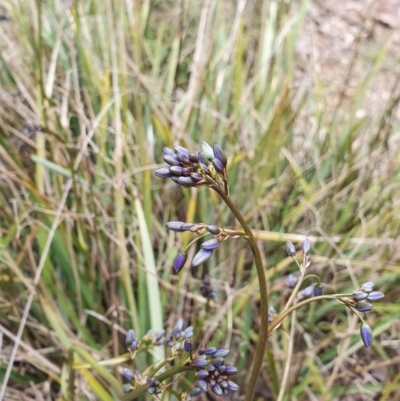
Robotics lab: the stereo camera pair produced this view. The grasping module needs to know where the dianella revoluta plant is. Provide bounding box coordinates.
[68,142,384,400]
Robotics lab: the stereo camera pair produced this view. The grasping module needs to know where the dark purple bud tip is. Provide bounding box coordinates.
[163,155,181,166]
[155,167,173,178]
[201,238,220,251]
[173,252,187,274]
[170,166,184,176]
[121,367,135,381]
[313,285,325,297]
[190,387,203,397]
[193,356,210,367]
[360,323,372,348]
[125,329,136,345]
[286,241,296,257]
[192,249,213,267]
[213,144,227,167]
[213,348,230,358]
[227,381,240,391]
[184,339,193,352]
[367,291,384,301]
[196,369,209,379]
[356,301,373,313]
[353,292,368,301]
[174,145,191,158]
[302,238,311,254]
[166,221,185,232]
[211,383,223,396]
[206,225,220,235]
[212,158,225,174]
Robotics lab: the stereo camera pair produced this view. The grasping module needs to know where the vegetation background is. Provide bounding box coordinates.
[0,0,399,400]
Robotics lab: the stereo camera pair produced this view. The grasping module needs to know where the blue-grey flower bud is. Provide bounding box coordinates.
[196,370,209,379]
[170,166,184,176]
[224,365,238,375]
[201,238,220,251]
[302,238,311,254]
[125,329,136,346]
[178,176,196,187]
[361,282,375,293]
[173,252,187,274]
[211,357,224,367]
[353,292,368,301]
[176,154,190,164]
[191,172,203,182]
[192,249,213,266]
[193,357,210,367]
[227,381,240,391]
[166,221,185,232]
[206,364,216,372]
[155,167,173,178]
[121,367,135,381]
[189,153,199,163]
[198,379,207,392]
[200,162,209,173]
[211,383,223,396]
[356,301,373,313]
[285,273,298,289]
[367,291,384,301]
[212,158,225,173]
[201,141,214,159]
[213,348,230,358]
[163,147,175,156]
[220,379,228,388]
[190,387,202,397]
[206,225,220,235]
[286,241,296,257]
[184,326,194,338]
[173,318,184,336]
[174,145,191,158]
[204,347,217,355]
[213,145,227,167]
[300,285,314,298]
[313,285,325,297]
[360,323,372,348]
[183,339,193,353]
[163,155,181,166]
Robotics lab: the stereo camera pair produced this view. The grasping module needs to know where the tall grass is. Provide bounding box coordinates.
[0,0,399,400]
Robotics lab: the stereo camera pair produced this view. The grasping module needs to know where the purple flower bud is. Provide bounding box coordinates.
[206,364,216,372]
[360,323,372,348]
[163,147,175,156]
[200,163,209,173]
[220,379,228,388]
[213,144,227,167]
[121,367,135,381]
[211,358,224,367]
[206,225,220,235]
[165,221,185,232]
[198,379,207,392]
[155,167,173,178]
[183,339,193,354]
[204,347,218,355]
[268,305,277,314]
[171,176,180,184]
[173,252,187,274]
[302,238,311,254]
[198,152,207,165]
[313,285,325,297]
[286,241,296,256]
[174,145,191,158]
[213,348,230,358]
[201,141,214,159]
[361,281,375,293]
[181,222,194,231]
[367,291,384,301]
[211,383,223,396]
[189,153,199,163]
[201,238,220,251]
[173,318,184,336]
[177,176,196,187]
[129,340,139,351]
[209,379,216,387]
[196,370,209,379]
[300,285,314,298]
[193,357,210,367]
[191,172,203,182]
[190,387,202,397]
[189,225,200,232]
[184,326,194,338]
[353,292,368,301]
[212,158,225,173]
[217,365,226,373]
[224,365,238,375]
[176,154,190,164]
[170,166,184,176]
[125,329,136,345]
[192,249,213,266]
[163,155,181,166]
[356,301,373,313]
[227,381,240,391]
[285,273,298,289]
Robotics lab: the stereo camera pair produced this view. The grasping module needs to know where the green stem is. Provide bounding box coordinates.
[211,184,269,401]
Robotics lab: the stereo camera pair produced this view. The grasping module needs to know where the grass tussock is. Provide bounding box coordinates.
[0,0,399,400]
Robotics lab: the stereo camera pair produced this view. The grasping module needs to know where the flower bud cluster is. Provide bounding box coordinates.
[185,344,240,399]
[352,282,384,313]
[155,142,228,189]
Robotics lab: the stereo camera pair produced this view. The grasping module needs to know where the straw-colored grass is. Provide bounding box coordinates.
[1,0,399,400]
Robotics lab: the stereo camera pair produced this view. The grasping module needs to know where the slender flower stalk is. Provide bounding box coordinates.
[210,183,269,401]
